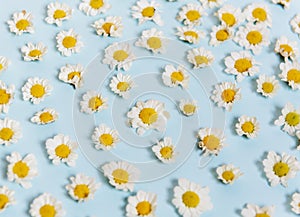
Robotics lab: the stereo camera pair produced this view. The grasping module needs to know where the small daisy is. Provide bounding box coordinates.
[211,82,241,111]
[209,25,233,46]
[101,161,140,192]
[66,173,100,202]
[79,0,111,16]
[45,2,73,26]
[177,3,206,26]
[162,64,189,88]
[291,192,300,214]
[29,193,65,217]
[126,191,157,217]
[234,23,270,55]
[176,26,206,44]
[216,164,243,184]
[152,137,176,163]
[92,16,123,37]
[274,102,300,136]
[244,3,272,27]
[0,186,15,213]
[131,0,163,26]
[215,5,243,28]
[56,29,83,57]
[290,14,300,36]
[274,36,298,61]
[198,128,226,156]
[272,0,291,9]
[58,64,84,88]
[262,151,300,187]
[45,134,78,167]
[199,0,224,8]
[297,131,300,150]
[0,81,14,114]
[0,118,22,146]
[135,28,167,53]
[22,77,52,104]
[30,108,59,125]
[7,10,34,35]
[6,152,38,189]
[91,124,119,151]
[279,61,300,90]
[0,56,11,73]
[80,90,108,114]
[179,99,197,116]
[241,204,275,217]
[172,178,213,217]
[187,47,214,68]
[109,73,134,98]
[256,75,279,98]
[21,42,48,61]
[235,115,260,139]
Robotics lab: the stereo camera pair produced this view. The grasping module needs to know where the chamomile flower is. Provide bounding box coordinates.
[279,61,300,90]
[79,0,111,16]
[274,36,298,61]
[0,81,14,114]
[216,164,243,184]
[234,23,270,55]
[162,64,189,88]
[211,82,241,111]
[29,193,65,217]
[177,3,206,26]
[56,29,83,57]
[0,118,22,146]
[199,0,224,8]
[272,0,291,9]
[256,75,279,98]
[101,161,140,192]
[274,102,300,136]
[126,191,157,217]
[135,28,167,53]
[92,16,123,37]
[91,124,119,151]
[209,25,233,46]
[152,137,176,163]
[58,64,84,88]
[241,204,275,217]
[0,186,15,213]
[244,3,272,27]
[131,0,163,26]
[179,99,197,116]
[80,90,108,114]
[176,26,206,44]
[45,2,73,26]
[290,14,300,36]
[66,173,100,202]
[263,151,300,187]
[235,115,260,139]
[22,77,52,104]
[0,56,11,73]
[187,47,214,68]
[21,42,48,61]
[45,134,78,167]
[6,152,38,189]
[7,10,34,35]
[291,192,300,214]
[109,73,134,98]
[127,99,169,135]
[215,5,243,28]
[198,128,226,156]
[102,42,135,71]
[172,178,213,217]
[30,108,59,125]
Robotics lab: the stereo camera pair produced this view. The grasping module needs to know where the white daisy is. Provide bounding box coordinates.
[135,28,167,53]
[272,0,291,9]
[256,75,279,98]
[241,204,275,217]
[235,115,260,139]
[21,42,48,61]
[80,90,108,114]
[58,64,84,88]
[126,191,157,217]
[262,151,300,187]
[211,82,241,111]
[297,131,300,150]
[0,56,11,73]
[244,3,272,27]
[179,99,197,116]
[152,137,176,163]
[91,124,119,151]
[162,64,189,88]
[176,26,206,44]
[215,5,243,28]
[131,0,163,26]
[101,161,140,192]
[92,16,123,37]
[45,134,78,167]
[7,10,34,35]
[198,128,226,156]
[0,81,14,114]
[199,0,224,8]
[0,186,15,213]
[291,192,300,214]
[56,29,83,57]
[187,47,214,68]
[79,0,111,16]
[274,102,300,136]
[109,73,134,98]
[279,61,300,90]
[177,3,206,26]
[6,152,38,189]
[216,164,243,184]
[66,173,100,202]
[22,77,52,104]
[45,2,73,26]
[209,25,233,46]
[30,108,59,125]
[290,14,300,36]
[172,178,213,217]
[274,36,298,61]
[0,118,22,146]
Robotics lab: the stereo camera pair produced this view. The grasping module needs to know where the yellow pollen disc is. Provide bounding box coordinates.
[262,82,274,93]
[55,144,71,158]
[113,50,129,62]
[39,112,54,124]
[39,205,56,217]
[0,64,3,71]
[141,7,155,18]
[88,96,103,111]
[136,201,152,215]
[139,108,158,125]
[53,9,66,19]
[89,0,104,9]
[102,22,114,34]
[194,55,209,65]
[0,89,10,104]
[147,37,162,50]
[186,10,201,22]
[183,104,196,114]
[246,31,263,45]
[74,184,90,199]
[12,161,29,178]
[0,194,9,209]
[285,112,300,126]
[16,19,30,31]
[222,170,235,182]
[280,44,293,53]
[99,133,114,146]
[256,213,270,217]
[241,121,255,133]
[252,8,267,21]
[216,29,230,41]
[202,135,220,151]
[62,36,77,49]
[222,13,236,27]
[160,146,173,159]
[221,89,236,103]
[184,31,198,39]
[234,58,253,73]
[67,71,81,80]
[117,82,130,92]
[182,191,200,208]
[112,169,129,184]
[171,71,184,83]
[0,128,14,141]
[273,162,290,177]
[30,84,45,98]
[28,49,42,58]
[287,69,300,83]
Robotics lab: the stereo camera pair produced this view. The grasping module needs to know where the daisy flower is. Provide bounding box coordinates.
[274,102,300,136]
[6,152,38,189]
[21,42,48,61]
[177,3,206,26]
[0,81,14,114]
[152,137,176,163]
[126,191,157,217]
[66,173,101,202]
[209,25,233,46]
[211,82,241,111]
[187,47,214,68]
[216,164,243,184]
[127,99,169,135]
[22,77,52,104]
[262,151,300,187]
[234,23,270,55]
[162,64,189,88]
[109,73,134,98]
[274,36,298,61]
[45,134,78,167]
[176,26,206,44]
[297,131,300,150]
[91,124,119,151]
[80,90,108,114]
[199,0,224,8]
[131,0,163,26]
[29,193,65,217]
[7,10,34,35]
[135,28,167,53]
[290,14,300,36]
[0,186,15,213]
[256,75,279,98]
[79,0,111,16]
[56,29,83,57]
[272,0,291,9]
[291,192,300,214]
[30,108,59,125]
[235,115,260,139]
[45,2,73,26]
[179,99,197,116]
[279,61,300,90]
[58,64,84,88]
[198,128,226,156]
[241,204,275,217]
[215,5,243,28]
[0,118,22,146]
[172,178,213,217]
[244,3,272,28]
[101,161,140,192]
[92,16,123,37]
[0,56,11,73]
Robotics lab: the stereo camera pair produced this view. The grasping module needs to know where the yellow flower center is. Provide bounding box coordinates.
[139,108,158,125]
[221,89,236,103]
[55,144,71,158]
[62,36,77,49]
[16,19,30,31]
[147,37,162,50]
[160,146,173,159]
[67,71,81,80]
[88,96,103,111]
[74,184,90,199]
[234,58,253,73]
[186,10,201,22]
[222,170,235,182]
[53,9,66,19]
[136,201,152,216]
[39,112,54,124]
[99,133,114,146]
[184,31,198,39]
[0,194,9,210]
[141,7,155,18]
[171,71,184,83]
[183,104,196,114]
[241,121,255,133]
[287,69,300,83]
[89,0,104,9]
[102,22,114,34]
[246,31,263,45]
[30,84,45,98]
[0,89,11,105]
[202,135,220,151]
[112,169,129,184]
[262,82,274,93]
[256,213,270,217]
[216,29,230,41]
[285,112,300,126]
[273,162,290,177]
[280,44,293,53]
[39,205,56,217]
[0,128,14,141]
[28,49,42,58]
[222,13,236,27]
[194,55,209,65]
[0,64,3,71]
[12,161,29,178]
[252,8,267,21]
[117,82,130,92]
[113,50,129,62]
[182,191,200,208]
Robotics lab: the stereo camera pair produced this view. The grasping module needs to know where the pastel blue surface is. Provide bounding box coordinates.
[0,0,300,217]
